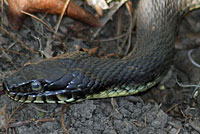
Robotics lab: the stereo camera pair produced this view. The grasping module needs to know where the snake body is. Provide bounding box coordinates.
[3,0,200,103]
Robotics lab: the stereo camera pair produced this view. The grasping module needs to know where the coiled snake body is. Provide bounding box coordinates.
[3,0,200,103]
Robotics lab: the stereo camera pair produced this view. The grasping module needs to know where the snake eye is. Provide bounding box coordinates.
[31,80,42,91]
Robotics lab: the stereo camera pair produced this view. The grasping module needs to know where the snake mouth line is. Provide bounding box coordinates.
[4,80,78,103]
[3,83,77,104]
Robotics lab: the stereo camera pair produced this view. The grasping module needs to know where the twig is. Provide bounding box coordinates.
[60,105,70,134]
[165,103,180,113]
[3,104,24,133]
[8,118,55,128]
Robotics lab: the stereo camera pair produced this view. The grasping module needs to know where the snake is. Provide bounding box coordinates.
[2,0,200,104]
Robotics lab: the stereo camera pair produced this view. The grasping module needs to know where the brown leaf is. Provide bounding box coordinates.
[7,0,102,30]
[81,47,98,55]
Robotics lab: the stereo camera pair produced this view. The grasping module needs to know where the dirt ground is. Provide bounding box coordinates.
[0,1,200,134]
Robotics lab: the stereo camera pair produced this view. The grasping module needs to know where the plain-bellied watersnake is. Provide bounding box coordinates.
[3,0,200,104]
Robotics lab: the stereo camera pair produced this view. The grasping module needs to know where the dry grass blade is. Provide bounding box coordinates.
[124,1,133,55]
[1,0,4,28]
[0,48,32,58]
[0,47,18,70]
[0,27,39,54]
[115,1,134,56]
[92,33,128,42]
[55,0,71,33]
[116,9,123,51]
[21,10,67,51]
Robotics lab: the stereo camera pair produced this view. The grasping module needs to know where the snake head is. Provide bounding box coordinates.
[2,56,73,103]
[3,76,66,103]
[2,55,98,104]
[3,73,84,104]
[3,79,51,94]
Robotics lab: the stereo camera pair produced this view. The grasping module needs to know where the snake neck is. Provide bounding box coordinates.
[126,0,200,83]
[125,0,178,83]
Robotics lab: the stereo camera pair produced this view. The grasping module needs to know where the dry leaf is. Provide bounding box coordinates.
[7,0,102,30]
